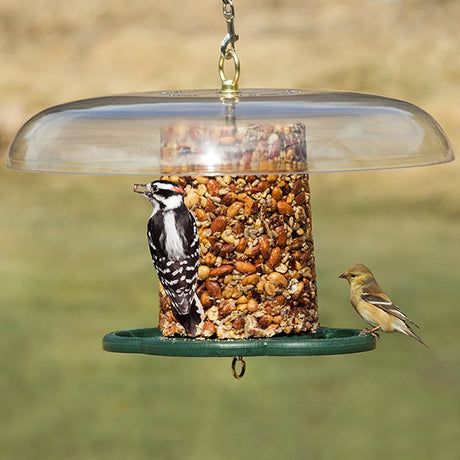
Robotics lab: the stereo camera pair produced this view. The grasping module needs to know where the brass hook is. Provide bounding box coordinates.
[231,356,246,379]
[218,48,240,93]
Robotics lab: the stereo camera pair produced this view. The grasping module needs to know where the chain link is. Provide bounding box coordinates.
[221,0,239,58]
[219,1,240,93]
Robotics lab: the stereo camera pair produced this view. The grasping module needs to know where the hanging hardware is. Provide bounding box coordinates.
[231,356,246,379]
[222,94,237,125]
[220,0,239,58]
[218,48,240,93]
[219,0,240,93]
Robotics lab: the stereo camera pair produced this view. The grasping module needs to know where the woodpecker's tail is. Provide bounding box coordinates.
[175,294,204,337]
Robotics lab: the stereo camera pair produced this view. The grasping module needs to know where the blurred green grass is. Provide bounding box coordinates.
[1,1,460,459]
[1,166,459,460]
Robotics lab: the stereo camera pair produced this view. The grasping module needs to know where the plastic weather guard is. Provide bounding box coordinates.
[5,89,453,175]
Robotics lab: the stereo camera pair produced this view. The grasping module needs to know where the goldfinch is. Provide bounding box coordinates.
[339,263,427,347]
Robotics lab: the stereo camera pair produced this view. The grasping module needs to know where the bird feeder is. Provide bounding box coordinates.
[4,1,453,378]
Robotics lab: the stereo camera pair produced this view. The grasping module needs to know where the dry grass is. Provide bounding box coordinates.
[1,0,459,193]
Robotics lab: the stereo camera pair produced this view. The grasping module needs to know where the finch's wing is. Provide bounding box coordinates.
[361,292,419,328]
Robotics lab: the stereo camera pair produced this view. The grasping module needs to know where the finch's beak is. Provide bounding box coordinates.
[338,272,347,279]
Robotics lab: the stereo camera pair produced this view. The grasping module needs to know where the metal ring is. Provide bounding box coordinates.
[231,356,246,379]
[218,49,240,92]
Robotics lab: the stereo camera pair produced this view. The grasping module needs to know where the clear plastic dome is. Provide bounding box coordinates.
[5,88,453,175]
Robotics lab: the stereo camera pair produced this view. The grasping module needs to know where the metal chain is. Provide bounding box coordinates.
[221,0,239,58]
[219,0,240,92]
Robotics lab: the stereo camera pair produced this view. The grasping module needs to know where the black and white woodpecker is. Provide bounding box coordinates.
[134,180,203,336]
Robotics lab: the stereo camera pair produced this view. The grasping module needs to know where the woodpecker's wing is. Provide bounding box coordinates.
[361,292,420,328]
[160,257,200,315]
[148,207,200,316]
[163,209,200,315]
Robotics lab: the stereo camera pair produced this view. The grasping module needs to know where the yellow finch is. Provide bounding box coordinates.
[339,263,427,347]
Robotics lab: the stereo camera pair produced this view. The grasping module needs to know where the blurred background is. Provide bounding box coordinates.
[1,0,459,458]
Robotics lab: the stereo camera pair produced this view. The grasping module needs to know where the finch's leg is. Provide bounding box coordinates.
[360,326,381,339]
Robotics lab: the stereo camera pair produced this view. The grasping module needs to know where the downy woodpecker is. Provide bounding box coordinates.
[134,180,203,336]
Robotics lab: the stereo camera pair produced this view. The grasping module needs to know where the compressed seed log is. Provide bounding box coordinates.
[157,124,319,339]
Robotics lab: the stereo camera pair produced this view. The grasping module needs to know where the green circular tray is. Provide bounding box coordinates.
[102,327,376,357]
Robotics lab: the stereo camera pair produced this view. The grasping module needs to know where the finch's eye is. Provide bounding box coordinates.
[350,274,357,278]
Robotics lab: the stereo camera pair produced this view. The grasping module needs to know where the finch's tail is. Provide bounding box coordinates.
[175,294,204,337]
[403,323,428,347]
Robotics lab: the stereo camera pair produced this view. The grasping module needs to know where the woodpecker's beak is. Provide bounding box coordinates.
[339,272,347,279]
[133,183,151,196]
